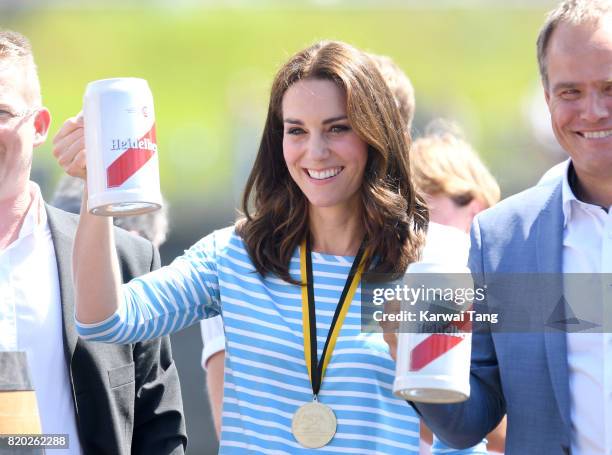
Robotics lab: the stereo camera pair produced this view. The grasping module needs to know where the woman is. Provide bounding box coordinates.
[197,50,420,443]
[53,41,483,454]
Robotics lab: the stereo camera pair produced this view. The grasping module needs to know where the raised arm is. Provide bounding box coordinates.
[53,115,123,324]
[53,114,223,344]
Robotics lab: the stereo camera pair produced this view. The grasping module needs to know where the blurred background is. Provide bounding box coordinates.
[5,0,561,453]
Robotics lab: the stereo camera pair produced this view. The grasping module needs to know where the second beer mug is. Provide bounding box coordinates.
[393,262,473,403]
[83,78,162,216]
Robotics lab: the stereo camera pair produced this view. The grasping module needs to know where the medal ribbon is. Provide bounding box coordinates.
[300,236,368,397]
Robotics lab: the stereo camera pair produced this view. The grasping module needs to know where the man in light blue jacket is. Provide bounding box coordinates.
[409,1,612,453]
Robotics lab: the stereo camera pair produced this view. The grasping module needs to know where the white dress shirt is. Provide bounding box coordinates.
[0,183,82,454]
[558,161,612,455]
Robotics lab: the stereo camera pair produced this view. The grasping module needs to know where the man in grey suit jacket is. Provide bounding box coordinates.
[402,1,612,453]
[0,29,186,453]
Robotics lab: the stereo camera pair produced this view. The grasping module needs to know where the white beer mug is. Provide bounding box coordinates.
[83,78,162,216]
[393,262,472,403]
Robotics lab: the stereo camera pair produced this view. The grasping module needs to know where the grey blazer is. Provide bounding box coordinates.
[46,205,187,455]
[415,181,573,454]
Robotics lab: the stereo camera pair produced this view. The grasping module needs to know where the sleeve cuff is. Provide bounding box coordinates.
[200,316,225,369]
[201,336,225,370]
[75,302,126,339]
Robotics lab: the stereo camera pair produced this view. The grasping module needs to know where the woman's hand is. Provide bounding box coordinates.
[52,113,121,325]
[52,113,87,179]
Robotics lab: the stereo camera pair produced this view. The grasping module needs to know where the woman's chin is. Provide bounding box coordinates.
[306,199,356,213]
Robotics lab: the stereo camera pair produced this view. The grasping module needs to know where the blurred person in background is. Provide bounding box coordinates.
[387,1,612,452]
[52,40,490,454]
[0,29,186,454]
[51,175,169,248]
[369,53,415,129]
[411,121,500,235]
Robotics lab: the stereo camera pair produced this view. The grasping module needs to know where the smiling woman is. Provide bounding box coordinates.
[282,79,368,213]
[50,40,490,454]
[238,40,427,284]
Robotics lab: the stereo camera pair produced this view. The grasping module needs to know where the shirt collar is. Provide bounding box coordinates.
[560,159,576,228]
[18,182,47,241]
[561,160,610,227]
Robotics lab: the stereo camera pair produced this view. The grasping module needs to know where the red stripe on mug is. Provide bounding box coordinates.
[409,316,471,371]
[107,124,157,188]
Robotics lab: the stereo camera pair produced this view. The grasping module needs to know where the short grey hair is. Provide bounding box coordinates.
[537,0,612,89]
[0,29,41,105]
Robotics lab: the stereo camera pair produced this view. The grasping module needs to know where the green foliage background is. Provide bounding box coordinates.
[8,6,555,202]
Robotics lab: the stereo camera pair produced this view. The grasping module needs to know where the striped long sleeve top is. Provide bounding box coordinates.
[76,226,487,454]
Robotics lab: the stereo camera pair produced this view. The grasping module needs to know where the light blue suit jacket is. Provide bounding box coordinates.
[416,180,572,454]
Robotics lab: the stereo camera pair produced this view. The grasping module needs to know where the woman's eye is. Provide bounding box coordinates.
[330,125,350,133]
[286,127,305,135]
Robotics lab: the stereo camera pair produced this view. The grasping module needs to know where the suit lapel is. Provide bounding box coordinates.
[45,205,79,366]
[535,184,572,434]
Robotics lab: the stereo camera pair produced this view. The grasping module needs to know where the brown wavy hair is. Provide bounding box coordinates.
[236,40,428,283]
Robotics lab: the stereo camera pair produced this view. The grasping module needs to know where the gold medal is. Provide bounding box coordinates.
[291,401,337,449]
[292,237,368,448]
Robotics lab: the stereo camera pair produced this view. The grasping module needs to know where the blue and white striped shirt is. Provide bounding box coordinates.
[77,226,487,454]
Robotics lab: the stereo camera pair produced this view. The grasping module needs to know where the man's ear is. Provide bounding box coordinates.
[32,107,51,148]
